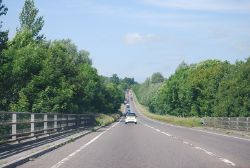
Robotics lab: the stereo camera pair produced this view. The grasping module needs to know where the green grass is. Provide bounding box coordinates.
[95,104,124,126]
[95,113,121,126]
[132,92,201,127]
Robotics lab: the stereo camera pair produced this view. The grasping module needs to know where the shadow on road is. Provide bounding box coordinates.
[0,128,92,160]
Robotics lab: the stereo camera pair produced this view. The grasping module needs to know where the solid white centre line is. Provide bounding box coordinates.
[50,119,121,168]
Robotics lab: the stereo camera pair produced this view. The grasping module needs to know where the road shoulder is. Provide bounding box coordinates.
[132,91,250,141]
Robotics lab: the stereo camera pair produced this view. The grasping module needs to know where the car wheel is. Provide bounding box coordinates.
[125,122,127,124]
[135,122,137,124]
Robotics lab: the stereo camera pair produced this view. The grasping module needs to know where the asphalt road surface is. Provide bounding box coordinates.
[18,100,250,168]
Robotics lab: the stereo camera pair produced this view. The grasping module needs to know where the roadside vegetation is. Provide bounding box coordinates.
[0,0,138,141]
[95,104,124,126]
[134,59,250,118]
[0,0,137,115]
[95,113,121,126]
[133,91,201,127]
[0,0,109,141]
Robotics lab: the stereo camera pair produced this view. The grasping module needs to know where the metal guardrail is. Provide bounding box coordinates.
[0,112,96,143]
[203,117,250,132]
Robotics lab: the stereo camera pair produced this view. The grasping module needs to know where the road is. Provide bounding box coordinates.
[17,99,250,168]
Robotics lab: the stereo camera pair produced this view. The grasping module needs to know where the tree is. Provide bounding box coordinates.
[0,0,8,110]
[134,59,249,117]
[1,29,48,111]
[19,0,44,40]
[110,74,120,85]
[214,58,250,117]
[0,0,8,60]
[151,72,164,83]
[0,0,124,115]
[76,50,92,65]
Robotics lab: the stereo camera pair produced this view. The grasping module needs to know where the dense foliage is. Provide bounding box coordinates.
[133,72,165,108]
[0,0,125,114]
[134,60,250,117]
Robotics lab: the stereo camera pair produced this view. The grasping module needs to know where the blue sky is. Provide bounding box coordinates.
[2,0,250,82]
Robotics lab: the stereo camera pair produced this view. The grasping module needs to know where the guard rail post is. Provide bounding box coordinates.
[236,117,239,130]
[12,113,17,140]
[54,114,57,131]
[76,115,79,128]
[31,114,34,137]
[44,114,47,134]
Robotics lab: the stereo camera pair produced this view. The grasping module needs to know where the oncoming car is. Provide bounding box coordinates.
[125,112,137,124]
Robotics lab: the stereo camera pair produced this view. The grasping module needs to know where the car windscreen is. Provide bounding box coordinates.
[126,113,136,116]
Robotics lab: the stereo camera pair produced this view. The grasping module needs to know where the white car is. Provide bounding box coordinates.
[125,113,137,124]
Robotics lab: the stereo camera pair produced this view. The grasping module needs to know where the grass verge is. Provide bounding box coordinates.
[95,105,124,126]
[95,113,121,126]
[132,92,201,127]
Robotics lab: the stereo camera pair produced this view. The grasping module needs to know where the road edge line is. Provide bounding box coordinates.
[132,93,250,142]
[50,118,122,168]
[0,117,122,168]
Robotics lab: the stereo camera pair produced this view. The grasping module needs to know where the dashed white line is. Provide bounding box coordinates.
[50,119,121,168]
[132,97,250,142]
[134,100,237,166]
[220,158,236,166]
[143,123,236,167]
[161,132,172,137]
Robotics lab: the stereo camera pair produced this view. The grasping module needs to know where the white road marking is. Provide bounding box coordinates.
[161,131,172,137]
[189,128,250,142]
[155,129,160,132]
[220,158,236,166]
[50,119,121,168]
[143,123,236,167]
[133,97,250,142]
[134,100,237,166]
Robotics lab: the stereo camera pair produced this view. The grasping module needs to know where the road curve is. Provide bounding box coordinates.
[17,100,250,168]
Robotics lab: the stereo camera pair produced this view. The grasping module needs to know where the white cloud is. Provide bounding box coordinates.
[123,33,159,44]
[141,0,250,13]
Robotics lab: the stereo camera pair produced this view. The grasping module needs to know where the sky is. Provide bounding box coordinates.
[2,0,250,82]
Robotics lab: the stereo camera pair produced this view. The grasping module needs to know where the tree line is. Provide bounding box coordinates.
[134,59,250,117]
[0,0,134,114]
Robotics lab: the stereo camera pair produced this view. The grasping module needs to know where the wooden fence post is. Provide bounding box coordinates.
[76,115,79,128]
[31,114,34,137]
[44,114,47,134]
[12,113,17,140]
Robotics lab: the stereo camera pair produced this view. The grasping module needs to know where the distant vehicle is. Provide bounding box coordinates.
[125,112,137,124]
[126,103,130,108]
[124,108,130,116]
[124,109,131,115]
